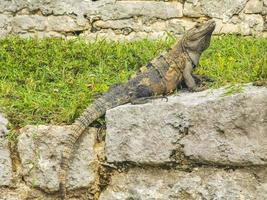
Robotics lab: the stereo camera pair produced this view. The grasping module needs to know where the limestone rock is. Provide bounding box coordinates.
[240,14,264,34]
[0,113,12,186]
[26,0,114,16]
[101,1,183,20]
[201,0,248,21]
[105,85,267,166]
[94,18,187,35]
[183,1,204,17]
[94,19,141,32]
[0,15,12,37]
[263,6,267,15]
[99,167,267,200]
[47,16,88,32]
[213,19,240,34]
[17,125,99,193]
[244,0,263,14]
[12,15,47,33]
[264,0,267,14]
[0,0,26,14]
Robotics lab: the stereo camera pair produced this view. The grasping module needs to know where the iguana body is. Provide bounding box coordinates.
[59,20,216,199]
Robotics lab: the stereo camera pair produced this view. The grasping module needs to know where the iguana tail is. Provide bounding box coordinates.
[59,97,109,200]
[59,89,130,199]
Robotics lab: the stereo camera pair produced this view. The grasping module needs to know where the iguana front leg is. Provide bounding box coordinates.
[183,61,206,92]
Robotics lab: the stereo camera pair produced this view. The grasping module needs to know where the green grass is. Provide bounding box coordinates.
[0,35,266,130]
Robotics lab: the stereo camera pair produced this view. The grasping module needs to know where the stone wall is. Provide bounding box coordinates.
[0,0,266,41]
[0,84,267,199]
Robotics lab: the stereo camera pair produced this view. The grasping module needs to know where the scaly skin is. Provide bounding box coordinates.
[59,20,216,199]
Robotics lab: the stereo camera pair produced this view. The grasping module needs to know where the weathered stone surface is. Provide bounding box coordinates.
[94,19,141,33]
[264,0,267,14]
[0,14,12,37]
[47,16,88,32]
[0,0,26,14]
[105,85,267,166]
[26,0,114,16]
[101,1,183,20]
[94,18,192,35]
[244,0,263,14]
[241,14,264,28]
[99,167,267,200]
[201,0,248,21]
[0,184,43,200]
[183,2,204,17]
[81,29,169,41]
[17,125,98,193]
[213,19,240,34]
[239,14,264,34]
[0,113,12,186]
[263,6,267,15]
[12,15,47,33]
[0,0,266,39]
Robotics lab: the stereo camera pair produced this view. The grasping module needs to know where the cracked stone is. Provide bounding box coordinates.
[244,0,263,14]
[47,16,88,32]
[17,125,99,193]
[105,85,267,166]
[100,1,183,20]
[201,0,248,21]
[183,1,204,17]
[0,113,12,187]
[12,15,47,33]
[99,167,267,200]
[0,14,12,37]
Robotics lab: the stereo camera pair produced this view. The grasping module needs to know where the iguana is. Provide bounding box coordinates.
[59,20,216,199]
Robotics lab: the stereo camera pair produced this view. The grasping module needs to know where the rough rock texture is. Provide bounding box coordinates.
[0,113,12,187]
[0,0,266,40]
[244,0,263,14]
[99,167,267,200]
[17,125,99,193]
[183,2,204,17]
[201,0,248,21]
[105,85,267,166]
[1,84,267,199]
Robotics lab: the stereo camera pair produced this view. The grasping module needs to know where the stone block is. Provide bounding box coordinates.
[0,113,12,187]
[201,0,248,21]
[17,125,98,193]
[12,15,47,33]
[244,0,263,14]
[99,167,267,200]
[0,14,12,37]
[183,2,204,17]
[101,1,183,20]
[105,85,267,166]
[47,16,88,32]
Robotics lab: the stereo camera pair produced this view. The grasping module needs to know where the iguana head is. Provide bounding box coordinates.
[182,20,216,65]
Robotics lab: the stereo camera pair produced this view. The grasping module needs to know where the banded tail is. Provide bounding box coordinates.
[59,91,130,199]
